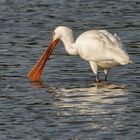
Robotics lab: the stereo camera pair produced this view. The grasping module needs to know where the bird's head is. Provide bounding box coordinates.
[52,26,73,42]
[27,26,72,81]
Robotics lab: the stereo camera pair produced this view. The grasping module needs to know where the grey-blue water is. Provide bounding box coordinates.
[0,0,140,139]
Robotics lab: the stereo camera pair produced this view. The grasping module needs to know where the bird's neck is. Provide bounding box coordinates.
[61,34,78,55]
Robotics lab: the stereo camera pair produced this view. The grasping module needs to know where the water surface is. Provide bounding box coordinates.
[0,0,140,139]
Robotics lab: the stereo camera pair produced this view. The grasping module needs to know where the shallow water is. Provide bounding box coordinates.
[0,0,140,139]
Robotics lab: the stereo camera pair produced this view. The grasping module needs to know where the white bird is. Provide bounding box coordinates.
[28,26,132,82]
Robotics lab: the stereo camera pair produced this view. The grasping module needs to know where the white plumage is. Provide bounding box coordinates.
[28,26,132,82]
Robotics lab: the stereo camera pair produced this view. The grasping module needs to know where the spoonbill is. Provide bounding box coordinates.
[28,26,132,82]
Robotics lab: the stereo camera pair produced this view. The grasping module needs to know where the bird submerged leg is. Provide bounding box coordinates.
[89,61,100,83]
[104,69,108,82]
[96,74,100,83]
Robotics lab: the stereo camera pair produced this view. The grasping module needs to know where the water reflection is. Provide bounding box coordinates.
[0,0,140,139]
[29,80,128,106]
[29,80,127,90]
[30,81,129,139]
[30,80,46,88]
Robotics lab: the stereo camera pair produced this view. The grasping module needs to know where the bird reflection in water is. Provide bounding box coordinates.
[30,80,46,88]
[29,80,127,92]
[29,80,128,131]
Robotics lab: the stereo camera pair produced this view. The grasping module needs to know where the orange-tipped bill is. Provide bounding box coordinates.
[28,39,59,81]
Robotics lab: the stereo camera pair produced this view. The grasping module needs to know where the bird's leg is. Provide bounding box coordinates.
[105,74,107,81]
[89,61,100,83]
[104,69,108,82]
[96,74,100,83]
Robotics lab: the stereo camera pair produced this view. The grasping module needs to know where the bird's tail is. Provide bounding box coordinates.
[128,59,133,64]
[112,52,133,65]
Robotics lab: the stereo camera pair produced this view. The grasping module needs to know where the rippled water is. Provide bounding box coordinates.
[0,0,140,139]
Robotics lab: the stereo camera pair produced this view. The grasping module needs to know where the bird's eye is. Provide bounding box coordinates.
[53,32,55,36]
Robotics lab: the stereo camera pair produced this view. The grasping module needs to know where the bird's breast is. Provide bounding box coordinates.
[97,60,120,69]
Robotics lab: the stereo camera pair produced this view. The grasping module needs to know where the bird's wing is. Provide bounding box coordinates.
[75,30,130,64]
[98,30,129,59]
